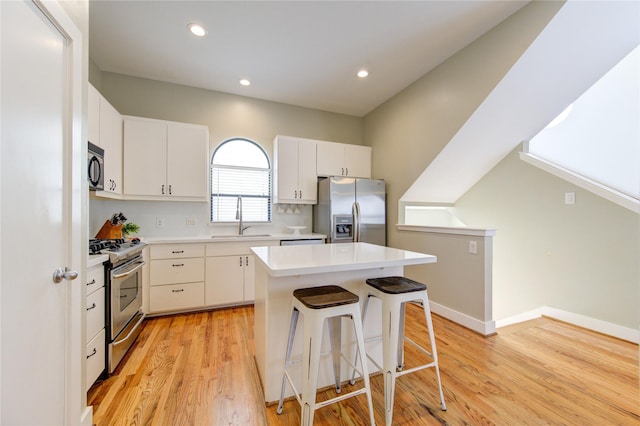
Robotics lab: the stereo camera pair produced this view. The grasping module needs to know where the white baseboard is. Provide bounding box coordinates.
[497,306,639,344]
[429,301,496,336]
[80,406,93,426]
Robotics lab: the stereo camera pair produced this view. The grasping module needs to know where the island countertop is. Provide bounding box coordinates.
[251,242,436,277]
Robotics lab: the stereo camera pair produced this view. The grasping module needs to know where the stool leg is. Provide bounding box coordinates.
[382,297,401,426]
[351,311,376,426]
[301,312,324,426]
[397,302,406,371]
[420,293,447,411]
[350,293,371,385]
[277,307,299,414]
[328,316,342,394]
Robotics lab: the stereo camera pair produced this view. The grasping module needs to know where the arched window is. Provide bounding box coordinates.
[210,138,271,223]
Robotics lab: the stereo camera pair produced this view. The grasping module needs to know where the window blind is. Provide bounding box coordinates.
[211,164,271,222]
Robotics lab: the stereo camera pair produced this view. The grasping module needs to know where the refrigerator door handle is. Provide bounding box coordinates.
[352,201,361,242]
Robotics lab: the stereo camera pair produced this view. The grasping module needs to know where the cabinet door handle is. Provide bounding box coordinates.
[86,302,96,311]
[169,184,172,195]
[172,263,184,267]
[342,167,344,175]
[239,257,243,267]
[87,348,97,359]
[294,190,297,199]
[245,256,249,266]
[162,184,165,195]
[345,168,348,176]
[172,289,184,293]
[86,278,96,286]
[171,250,184,254]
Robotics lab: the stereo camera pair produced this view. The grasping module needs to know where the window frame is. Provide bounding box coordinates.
[210,137,272,223]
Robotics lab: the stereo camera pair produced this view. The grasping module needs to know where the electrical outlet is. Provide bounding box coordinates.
[156,217,165,228]
[468,240,477,255]
[186,217,197,227]
[564,192,575,205]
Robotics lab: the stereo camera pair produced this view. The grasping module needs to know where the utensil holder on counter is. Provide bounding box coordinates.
[95,220,123,240]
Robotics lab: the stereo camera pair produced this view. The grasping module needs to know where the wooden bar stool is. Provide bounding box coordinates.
[277,285,376,425]
[352,276,446,425]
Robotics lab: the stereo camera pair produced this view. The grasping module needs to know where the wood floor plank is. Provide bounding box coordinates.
[87,305,638,425]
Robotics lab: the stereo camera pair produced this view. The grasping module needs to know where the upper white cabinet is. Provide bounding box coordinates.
[316,141,371,178]
[123,116,209,201]
[88,84,123,194]
[273,135,317,204]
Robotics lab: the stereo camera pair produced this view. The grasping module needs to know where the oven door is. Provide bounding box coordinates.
[110,256,144,340]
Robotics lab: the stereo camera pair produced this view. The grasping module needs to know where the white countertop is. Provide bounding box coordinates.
[251,242,436,277]
[142,233,326,244]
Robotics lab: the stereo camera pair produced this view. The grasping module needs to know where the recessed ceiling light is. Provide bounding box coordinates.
[357,70,369,78]
[188,23,207,37]
[240,79,251,86]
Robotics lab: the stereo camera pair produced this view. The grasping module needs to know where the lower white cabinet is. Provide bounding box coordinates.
[205,255,254,306]
[145,240,280,314]
[149,243,205,314]
[150,282,205,312]
[85,263,106,390]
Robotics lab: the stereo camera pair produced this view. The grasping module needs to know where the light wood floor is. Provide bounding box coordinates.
[88,305,639,425]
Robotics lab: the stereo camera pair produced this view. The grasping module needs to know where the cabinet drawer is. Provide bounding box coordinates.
[86,328,105,390]
[86,265,105,296]
[150,243,204,259]
[150,258,204,286]
[150,282,204,312]
[86,287,105,341]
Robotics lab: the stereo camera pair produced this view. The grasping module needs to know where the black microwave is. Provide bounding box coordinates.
[88,142,104,191]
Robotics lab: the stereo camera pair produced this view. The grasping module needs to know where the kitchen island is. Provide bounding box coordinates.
[251,242,436,403]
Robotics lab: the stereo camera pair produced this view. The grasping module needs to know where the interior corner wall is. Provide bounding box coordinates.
[362,0,564,248]
[455,148,639,330]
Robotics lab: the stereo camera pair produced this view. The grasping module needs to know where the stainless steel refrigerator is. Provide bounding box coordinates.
[313,177,386,245]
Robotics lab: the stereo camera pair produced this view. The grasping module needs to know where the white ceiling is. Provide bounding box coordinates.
[89,0,527,117]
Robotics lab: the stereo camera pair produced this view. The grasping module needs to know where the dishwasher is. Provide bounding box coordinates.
[280,238,324,246]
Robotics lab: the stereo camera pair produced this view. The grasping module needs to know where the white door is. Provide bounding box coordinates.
[1,1,84,424]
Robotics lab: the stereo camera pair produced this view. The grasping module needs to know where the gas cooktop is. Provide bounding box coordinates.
[89,238,145,263]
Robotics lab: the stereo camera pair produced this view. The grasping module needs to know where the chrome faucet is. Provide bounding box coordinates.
[236,195,250,235]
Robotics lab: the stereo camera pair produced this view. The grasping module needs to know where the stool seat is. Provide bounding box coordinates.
[365,276,426,294]
[294,285,359,309]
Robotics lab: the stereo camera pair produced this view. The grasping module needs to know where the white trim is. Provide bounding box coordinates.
[520,150,640,214]
[496,306,639,344]
[397,224,496,237]
[430,301,496,336]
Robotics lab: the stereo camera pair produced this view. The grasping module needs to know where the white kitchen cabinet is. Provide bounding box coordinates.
[205,256,247,305]
[150,282,205,313]
[273,135,317,204]
[316,140,371,178]
[148,243,205,313]
[88,83,123,194]
[85,263,106,390]
[123,116,209,200]
[205,240,278,306]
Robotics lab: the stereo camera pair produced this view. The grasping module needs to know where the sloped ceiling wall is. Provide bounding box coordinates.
[400,0,640,204]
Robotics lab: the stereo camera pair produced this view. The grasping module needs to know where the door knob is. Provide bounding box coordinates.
[52,267,78,284]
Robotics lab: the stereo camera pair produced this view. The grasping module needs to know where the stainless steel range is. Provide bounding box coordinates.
[91,238,146,373]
